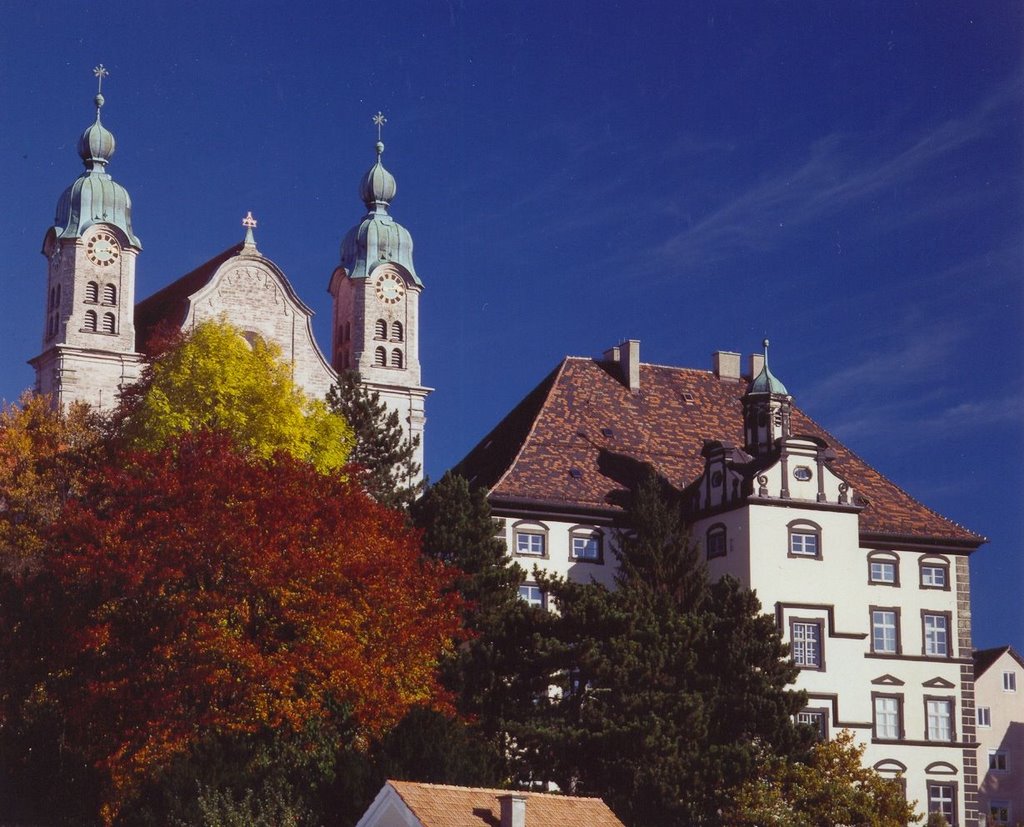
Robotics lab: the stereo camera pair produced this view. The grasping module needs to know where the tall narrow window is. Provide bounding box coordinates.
[101,312,116,334]
[871,608,900,654]
[977,706,991,727]
[873,695,902,740]
[374,319,387,340]
[391,348,404,369]
[925,698,953,741]
[374,346,387,366]
[1004,671,1017,692]
[102,283,116,304]
[790,620,823,669]
[928,783,956,826]
[391,321,403,341]
[83,309,98,332]
[706,524,727,560]
[85,281,99,303]
[923,612,950,657]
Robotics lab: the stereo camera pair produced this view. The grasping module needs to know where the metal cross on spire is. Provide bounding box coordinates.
[373,111,387,142]
[93,64,109,94]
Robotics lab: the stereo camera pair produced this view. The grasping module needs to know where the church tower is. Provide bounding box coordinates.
[30,66,143,410]
[329,119,430,477]
[742,338,792,457]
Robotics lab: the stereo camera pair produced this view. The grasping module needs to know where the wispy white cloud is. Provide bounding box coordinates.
[644,75,1023,272]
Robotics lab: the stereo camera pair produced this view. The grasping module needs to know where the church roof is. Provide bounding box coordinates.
[377,780,624,827]
[134,243,243,351]
[455,356,984,547]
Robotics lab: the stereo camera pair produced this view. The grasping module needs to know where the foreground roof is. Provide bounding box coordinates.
[381,780,624,827]
[456,356,983,547]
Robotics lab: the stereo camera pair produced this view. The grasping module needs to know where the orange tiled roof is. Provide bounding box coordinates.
[457,357,983,547]
[387,780,625,827]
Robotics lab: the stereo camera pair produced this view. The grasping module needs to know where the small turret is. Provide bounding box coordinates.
[742,338,792,457]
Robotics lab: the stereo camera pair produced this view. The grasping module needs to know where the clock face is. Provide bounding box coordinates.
[86,231,120,267]
[374,272,405,305]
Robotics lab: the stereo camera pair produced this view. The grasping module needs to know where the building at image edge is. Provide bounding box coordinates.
[456,339,986,827]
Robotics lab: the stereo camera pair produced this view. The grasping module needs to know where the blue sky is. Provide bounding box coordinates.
[1,2,1021,653]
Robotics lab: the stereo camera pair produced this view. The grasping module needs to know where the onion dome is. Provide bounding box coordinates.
[340,140,420,284]
[747,338,789,396]
[48,85,140,249]
[359,141,397,210]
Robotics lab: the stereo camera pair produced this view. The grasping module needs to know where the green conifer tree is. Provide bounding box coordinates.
[327,370,421,510]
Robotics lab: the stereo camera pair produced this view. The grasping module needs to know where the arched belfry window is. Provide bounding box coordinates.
[374,319,387,340]
[103,283,116,305]
[83,310,98,332]
[391,348,404,369]
[374,346,387,367]
[391,321,403,342]
[85,281,99,303]
[101,312,116,334]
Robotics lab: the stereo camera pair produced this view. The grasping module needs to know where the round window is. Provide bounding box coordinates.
[793,466,813,482]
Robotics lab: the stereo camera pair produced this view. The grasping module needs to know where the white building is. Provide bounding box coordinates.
[30,75,428,477]
[456,339,986,827]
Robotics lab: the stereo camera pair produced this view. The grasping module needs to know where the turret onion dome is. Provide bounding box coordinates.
[340,140,420,284]
[48,88,140,249]
[747,338,789,396]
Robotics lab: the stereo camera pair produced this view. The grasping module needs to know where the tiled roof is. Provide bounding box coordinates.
[134,243,243,352]
[456,356,983,547]
[387,780,624,827]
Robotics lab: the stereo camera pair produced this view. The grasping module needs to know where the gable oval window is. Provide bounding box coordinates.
[787,519,822,559]
[793,466,813,482]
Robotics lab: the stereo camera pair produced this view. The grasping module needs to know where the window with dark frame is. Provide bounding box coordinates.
[989,802,1011,825]
[927,782,956,826]
[570,530,602,562]
[790,619,823,669]
[868,552,899,586]
[873,693,902,740]
[871,608,900,654]
[925,697,954,741]
[989,750,1009,772]
[796,708,829,740]
[706,524,727,560]
[920,559,949,589]
[923,612,951,657]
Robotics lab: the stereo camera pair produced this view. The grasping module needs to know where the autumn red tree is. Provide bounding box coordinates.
[6,431,461,823]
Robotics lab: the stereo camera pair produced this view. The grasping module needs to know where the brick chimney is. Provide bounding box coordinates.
[713,350,741,380]
[603,339,640,393]
[499,794,527,827]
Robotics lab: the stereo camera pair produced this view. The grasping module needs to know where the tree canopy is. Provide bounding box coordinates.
[1,431,461,823]
[117,319,352,473]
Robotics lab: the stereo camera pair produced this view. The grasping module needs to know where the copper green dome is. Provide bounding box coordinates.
[747,338,789,395]
[341,140,420,284]
[49,90,140,248]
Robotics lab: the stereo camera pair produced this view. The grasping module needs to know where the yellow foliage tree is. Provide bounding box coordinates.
[0,393,102,574]
[722,729,920,827]
[117,319,352,473]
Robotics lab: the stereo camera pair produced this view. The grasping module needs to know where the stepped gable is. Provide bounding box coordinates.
[134,243,243,351]
[386,780,624,827]
[457,356,984,546]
